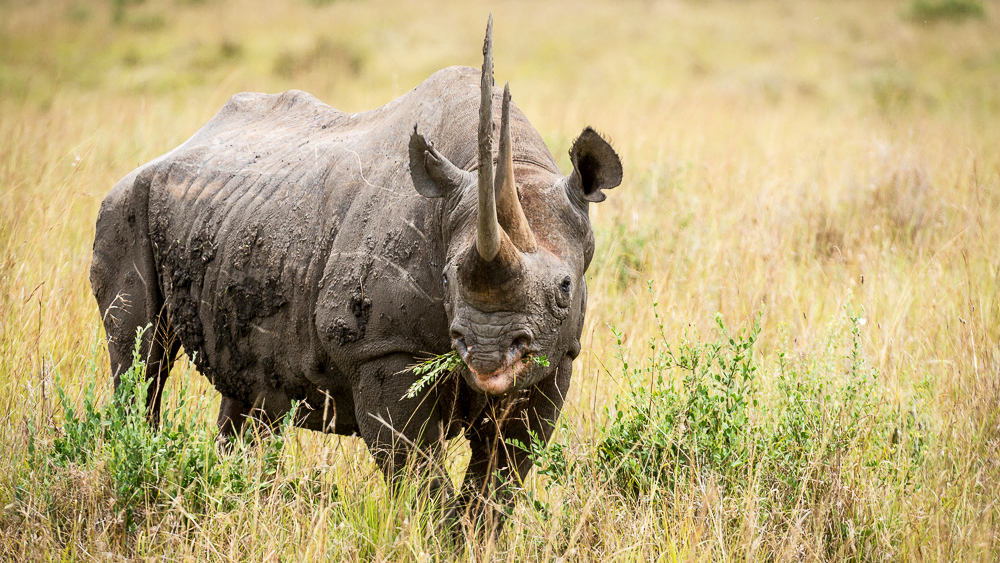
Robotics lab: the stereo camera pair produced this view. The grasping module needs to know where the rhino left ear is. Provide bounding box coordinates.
[409,125,473,198]
[567,127,623,203]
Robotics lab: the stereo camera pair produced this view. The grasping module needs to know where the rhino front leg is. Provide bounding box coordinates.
[456,353,573,537]
[353,353,456,503]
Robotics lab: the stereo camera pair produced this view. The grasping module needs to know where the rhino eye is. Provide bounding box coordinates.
[554,276,572,310]
[443,272,449,287]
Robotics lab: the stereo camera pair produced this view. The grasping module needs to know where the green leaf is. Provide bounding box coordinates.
[403,351,465,399]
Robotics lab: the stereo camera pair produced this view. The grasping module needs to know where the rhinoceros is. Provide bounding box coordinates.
[90,17,622,530]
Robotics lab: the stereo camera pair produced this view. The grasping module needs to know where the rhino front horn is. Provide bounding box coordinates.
[476,14,502,263]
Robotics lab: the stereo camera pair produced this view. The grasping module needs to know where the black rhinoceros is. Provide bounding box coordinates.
[90,16,622,531]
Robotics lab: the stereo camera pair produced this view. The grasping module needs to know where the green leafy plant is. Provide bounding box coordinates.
[50,326,298,528]
[520,287,926,510]
[595,309,762,496]
[403,351,549,399]
[507,427,572,486]
[404,351,465,399]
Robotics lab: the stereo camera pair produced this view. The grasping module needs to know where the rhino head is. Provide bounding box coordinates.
[409,16,622,396]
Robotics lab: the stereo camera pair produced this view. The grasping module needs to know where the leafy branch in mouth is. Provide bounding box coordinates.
[404,351,465,399]
[527,354,550,368]
[403,352,549,399]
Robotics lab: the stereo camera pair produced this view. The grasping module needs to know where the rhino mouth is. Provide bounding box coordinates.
[463,357,531,396]
[454,335,533,396]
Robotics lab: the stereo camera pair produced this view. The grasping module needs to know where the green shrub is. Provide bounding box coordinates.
[50,326,295,529]
[595,306,761,496]
[509,295,929,556]
[907,0,985,22]
[526,292,926,510]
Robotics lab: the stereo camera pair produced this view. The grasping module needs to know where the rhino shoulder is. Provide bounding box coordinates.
[219,89,330,117]
[207,89,340,132]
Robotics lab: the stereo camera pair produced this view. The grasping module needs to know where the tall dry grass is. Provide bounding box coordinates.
[1,0,998,560]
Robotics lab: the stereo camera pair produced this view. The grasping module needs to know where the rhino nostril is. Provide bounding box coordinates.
[452,332,469,356]
[508,335,530,358]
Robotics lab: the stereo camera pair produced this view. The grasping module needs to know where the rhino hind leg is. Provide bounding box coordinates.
[140,323,181,426]
[91,169,179,426]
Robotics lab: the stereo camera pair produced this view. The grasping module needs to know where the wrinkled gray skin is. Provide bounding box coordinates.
[90,20,622,533]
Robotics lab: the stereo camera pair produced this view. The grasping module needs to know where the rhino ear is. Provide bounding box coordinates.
[409,125,473,198]
[567,127,623,203]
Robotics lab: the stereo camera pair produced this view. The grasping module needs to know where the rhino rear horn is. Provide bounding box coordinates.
[494,82,537,253]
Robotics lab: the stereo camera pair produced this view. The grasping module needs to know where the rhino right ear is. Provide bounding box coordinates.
[409,125,473,198]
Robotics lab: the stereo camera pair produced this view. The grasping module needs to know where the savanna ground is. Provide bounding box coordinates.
[2,0,999,560]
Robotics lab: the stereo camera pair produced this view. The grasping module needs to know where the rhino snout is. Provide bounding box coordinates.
[450,326,534,395]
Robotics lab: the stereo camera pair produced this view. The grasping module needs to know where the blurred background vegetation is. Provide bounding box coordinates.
[1,0,998,560]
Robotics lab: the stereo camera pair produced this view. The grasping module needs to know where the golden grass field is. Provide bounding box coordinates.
[2,0,999,560]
